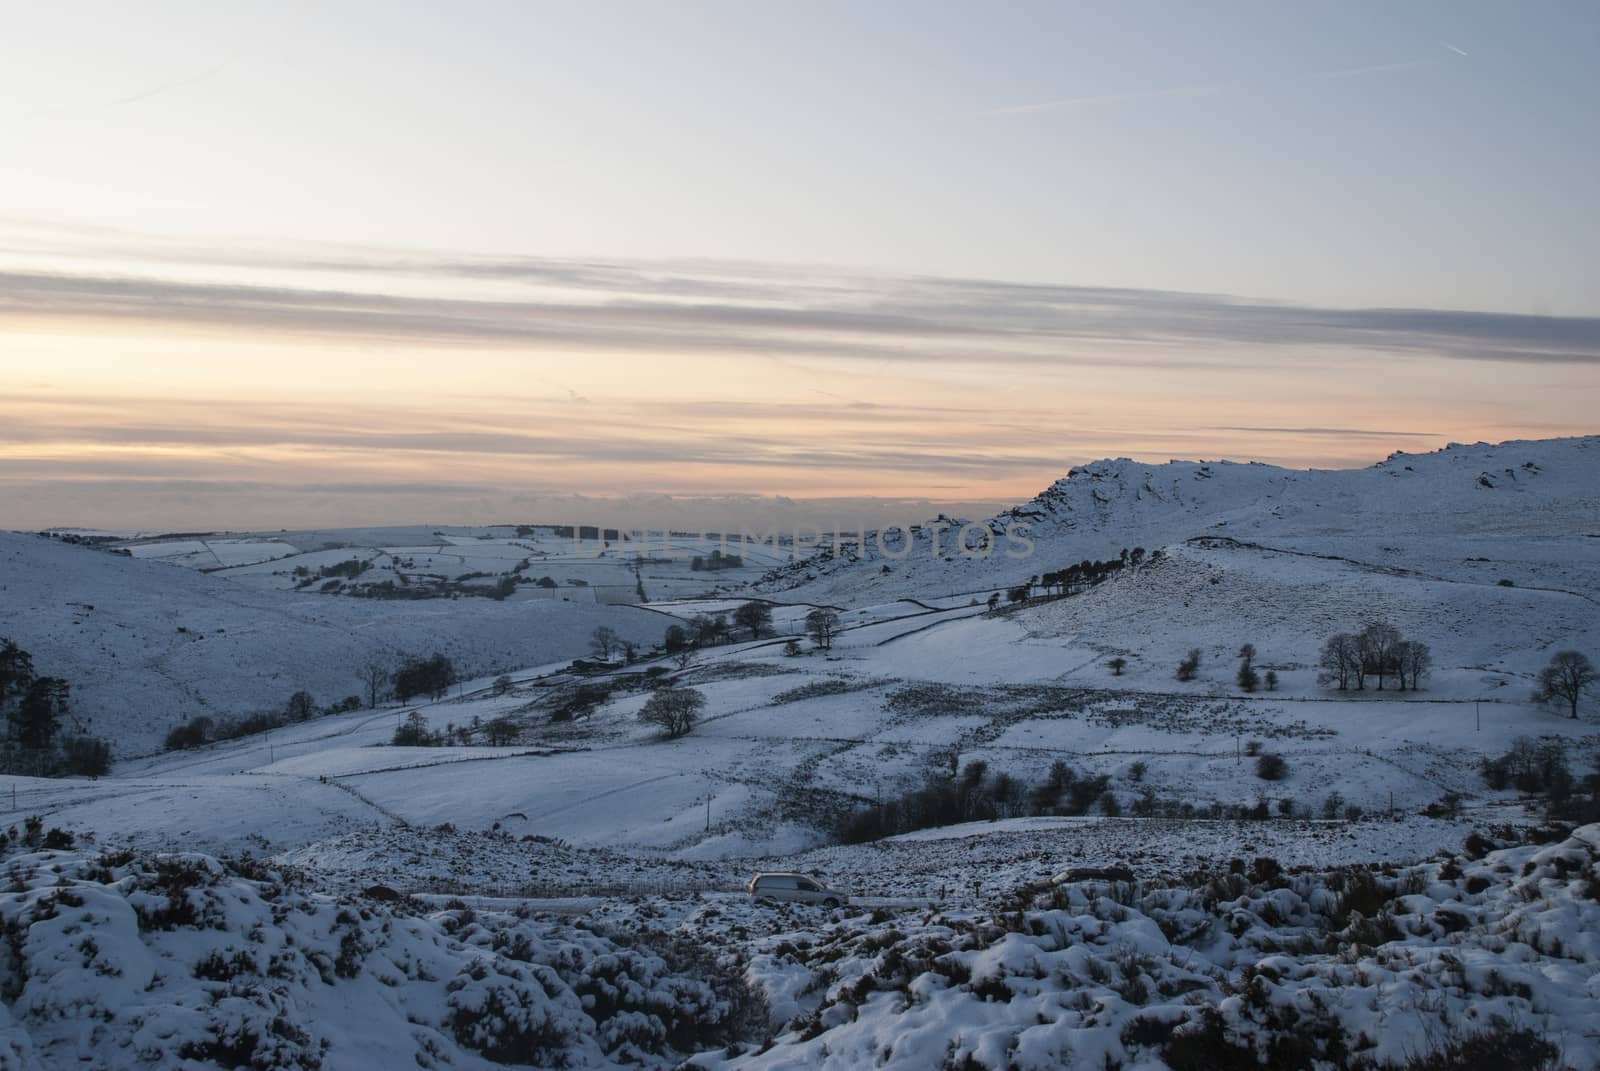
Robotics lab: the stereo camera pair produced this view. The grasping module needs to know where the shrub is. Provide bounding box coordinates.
[1175,649,1201,682]
[1399,1027,1559,1070]
[393,711,436,747]
[1236,662,1259,692]
[59,735,111,776]
[1255,753,1288,781]
[165,717,213,751]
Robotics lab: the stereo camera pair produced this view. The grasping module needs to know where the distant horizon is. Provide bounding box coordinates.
[12,431,1595,534]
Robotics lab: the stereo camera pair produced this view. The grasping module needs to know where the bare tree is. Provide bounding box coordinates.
[689,615,722,647]
[1358,621,1401,690]
[1107,657,1127,676]
[285,691,316,722]
[805,608,840,650]
[638,687,705,739]
[1536,651,1595,720]
[360,656,391,709]
[589,626,621,660]
[732,601,773,640]
[1395,640,1432,691]
[1319,634,1361,691]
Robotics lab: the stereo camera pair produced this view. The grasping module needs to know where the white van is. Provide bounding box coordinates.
[747,872,848,908]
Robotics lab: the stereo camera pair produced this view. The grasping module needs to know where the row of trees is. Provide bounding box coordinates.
[1318,621,1432,691]
[839,758,1121,843]
[989,550,1152,610]
[165,690,362,751]
[657,605,840,658]
[1159,631,1590,719]
[1038,549,1146,595]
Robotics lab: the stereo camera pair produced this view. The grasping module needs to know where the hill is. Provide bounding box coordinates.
[0,532,672,758]
[759,435,1600,604]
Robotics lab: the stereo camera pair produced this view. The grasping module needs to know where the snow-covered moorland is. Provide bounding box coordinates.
[3,436,1599,1068]
[3,819,1597,1070]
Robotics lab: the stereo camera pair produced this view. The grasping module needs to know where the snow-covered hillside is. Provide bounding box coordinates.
[762,436,1600,604]
[0,533,671,757]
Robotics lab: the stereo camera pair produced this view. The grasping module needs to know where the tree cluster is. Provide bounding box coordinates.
[0,637,107,776]
[1037,548,1145,597]
[804,608,840,650]
[393,652,456,702]
[1480,735,1600,823]
[839,759,1118,844]
[659,604,827,659]
[1318,620,1431,691]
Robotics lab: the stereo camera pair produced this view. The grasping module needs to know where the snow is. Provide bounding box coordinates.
[3,436,1600,1068]
[0,532,675,757]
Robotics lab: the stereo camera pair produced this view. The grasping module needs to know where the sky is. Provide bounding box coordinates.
[1,1,1597,530]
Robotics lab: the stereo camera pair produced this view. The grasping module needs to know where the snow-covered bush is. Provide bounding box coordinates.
[0,839,759,1069]
[695,825,1600,1070]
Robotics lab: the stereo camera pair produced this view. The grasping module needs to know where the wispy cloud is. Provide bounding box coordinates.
[1208,426,1439,439]
[2,261,1596,367]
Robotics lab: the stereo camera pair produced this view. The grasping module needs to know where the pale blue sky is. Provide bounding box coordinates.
[4,1,1597,311]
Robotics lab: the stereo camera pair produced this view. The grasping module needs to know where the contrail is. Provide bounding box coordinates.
[111,63,227,107]
[1442,42,1469,57]
[981,83,1220,117]
[1313,60,1429,80]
